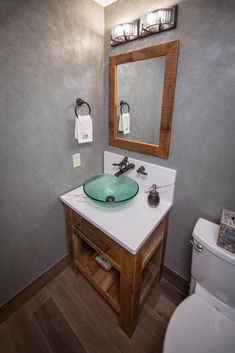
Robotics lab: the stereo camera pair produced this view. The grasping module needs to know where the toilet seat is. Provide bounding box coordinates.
[163,293,235,353]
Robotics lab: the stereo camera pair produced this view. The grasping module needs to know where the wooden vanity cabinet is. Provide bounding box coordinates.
[64,205,168,337]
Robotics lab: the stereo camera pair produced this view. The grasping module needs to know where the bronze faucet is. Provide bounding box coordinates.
[113,157,135,177]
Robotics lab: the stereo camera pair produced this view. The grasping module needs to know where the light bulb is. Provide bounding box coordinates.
[114,25,124,37]
[146,12,156,26]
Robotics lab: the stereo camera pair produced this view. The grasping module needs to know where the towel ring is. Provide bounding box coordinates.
[75,98,91,117]
[120,100,130,114]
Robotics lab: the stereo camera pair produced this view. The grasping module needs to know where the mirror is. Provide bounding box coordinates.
[109,40,179,158]
[117,57,165,145]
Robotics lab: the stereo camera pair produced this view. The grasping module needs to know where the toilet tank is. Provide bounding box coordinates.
[191,218,235,308]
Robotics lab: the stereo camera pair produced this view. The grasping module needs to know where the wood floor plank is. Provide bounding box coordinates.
[153,294,177,323]
[6,304,53,353]
[0,256,68,325]
[140,304,167,341]
[161,279,186,303]
[58,267,166,353]
[28,287,51,313]
[147,278,185,309]
[1,267,185,353]
[47,275,123,353]
[131,325,163,353]
[0,322,21,353]
[129,303,167,353]
[34,298,87,353]
[57,268,133,352]
[59,267,117,322]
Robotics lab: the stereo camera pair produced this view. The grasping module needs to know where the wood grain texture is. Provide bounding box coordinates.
[71,207,121,270]
[0,322,20,353]
[160,214,170,276]
[34,298,87,353]
[28,287,51,313]
[153,294,177,322]
[47,276,123,353]
[65,204,75,268]
[147,277,186,309]
[0,255,68,324]
[141,217,166,270]
[0,267,185,353]
[66,206,170,336]
[75,254,120,312]
[6,304,53,353]
[56,268,177,353]
[119,248,142,336]
[109,39,180,158]
[162,265,189,295]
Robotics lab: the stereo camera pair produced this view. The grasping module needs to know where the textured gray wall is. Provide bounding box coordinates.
[0,0,104,305]
[117,57,164,144]
[105,0,235,278]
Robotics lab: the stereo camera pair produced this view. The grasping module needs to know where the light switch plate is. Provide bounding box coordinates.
[73,153,81,168]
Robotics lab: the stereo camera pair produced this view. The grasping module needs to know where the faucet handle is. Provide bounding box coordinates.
[137,166,148,175]
[112,156,128,167]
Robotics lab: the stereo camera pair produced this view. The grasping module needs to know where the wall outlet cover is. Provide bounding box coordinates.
[73,153,81,168]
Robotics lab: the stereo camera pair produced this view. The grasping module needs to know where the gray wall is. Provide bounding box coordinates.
[0,0,104,305]
[105,0,235,278]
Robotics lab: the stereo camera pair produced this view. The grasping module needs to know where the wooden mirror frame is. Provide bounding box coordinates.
[109,39,180,158]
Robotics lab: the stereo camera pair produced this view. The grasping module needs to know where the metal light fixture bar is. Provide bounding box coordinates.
[111,5,178,47]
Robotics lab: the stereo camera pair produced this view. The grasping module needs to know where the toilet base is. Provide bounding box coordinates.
[163,284,235,353]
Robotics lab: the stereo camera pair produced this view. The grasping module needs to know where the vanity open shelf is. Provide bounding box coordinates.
[140,242,163,307]
[73,235,120,313]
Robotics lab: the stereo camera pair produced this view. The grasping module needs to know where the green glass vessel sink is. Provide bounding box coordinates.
[83,173,139,204]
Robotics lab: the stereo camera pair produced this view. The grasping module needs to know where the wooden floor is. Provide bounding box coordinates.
[0,267,185,353]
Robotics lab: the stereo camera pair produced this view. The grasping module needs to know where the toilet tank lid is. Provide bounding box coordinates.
[193,218,235,266]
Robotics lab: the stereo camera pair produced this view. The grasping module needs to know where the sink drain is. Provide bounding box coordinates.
[105,195,115,203]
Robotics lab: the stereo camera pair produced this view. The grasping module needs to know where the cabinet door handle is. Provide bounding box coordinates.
[74,223,81,230]
[72,225,109,253]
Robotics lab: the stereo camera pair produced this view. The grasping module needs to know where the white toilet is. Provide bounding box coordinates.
[163,218,235,353]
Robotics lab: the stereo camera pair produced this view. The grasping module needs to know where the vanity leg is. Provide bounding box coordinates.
[72,232,83,274]
[119,249,142,337]
[64,206,75,270]
[160,213,169,277]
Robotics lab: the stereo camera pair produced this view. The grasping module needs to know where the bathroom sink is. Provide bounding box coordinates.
[83,173,139,203]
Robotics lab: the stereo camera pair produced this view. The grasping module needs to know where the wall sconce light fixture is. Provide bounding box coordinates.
[111,20,139,46]
[140,6,178,36]
[111,5,178,47]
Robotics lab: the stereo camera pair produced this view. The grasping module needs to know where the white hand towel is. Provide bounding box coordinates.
[75,116,78,140]
[118,113,130,134]
[122,112,130,135]
[118,114,123,132]
[75,115,93,144]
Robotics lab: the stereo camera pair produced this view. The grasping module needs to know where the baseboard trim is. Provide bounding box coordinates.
[0,255,68,324]
[162,265,189,295]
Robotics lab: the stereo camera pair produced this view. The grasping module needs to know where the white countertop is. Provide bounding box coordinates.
[60,185,172,254]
